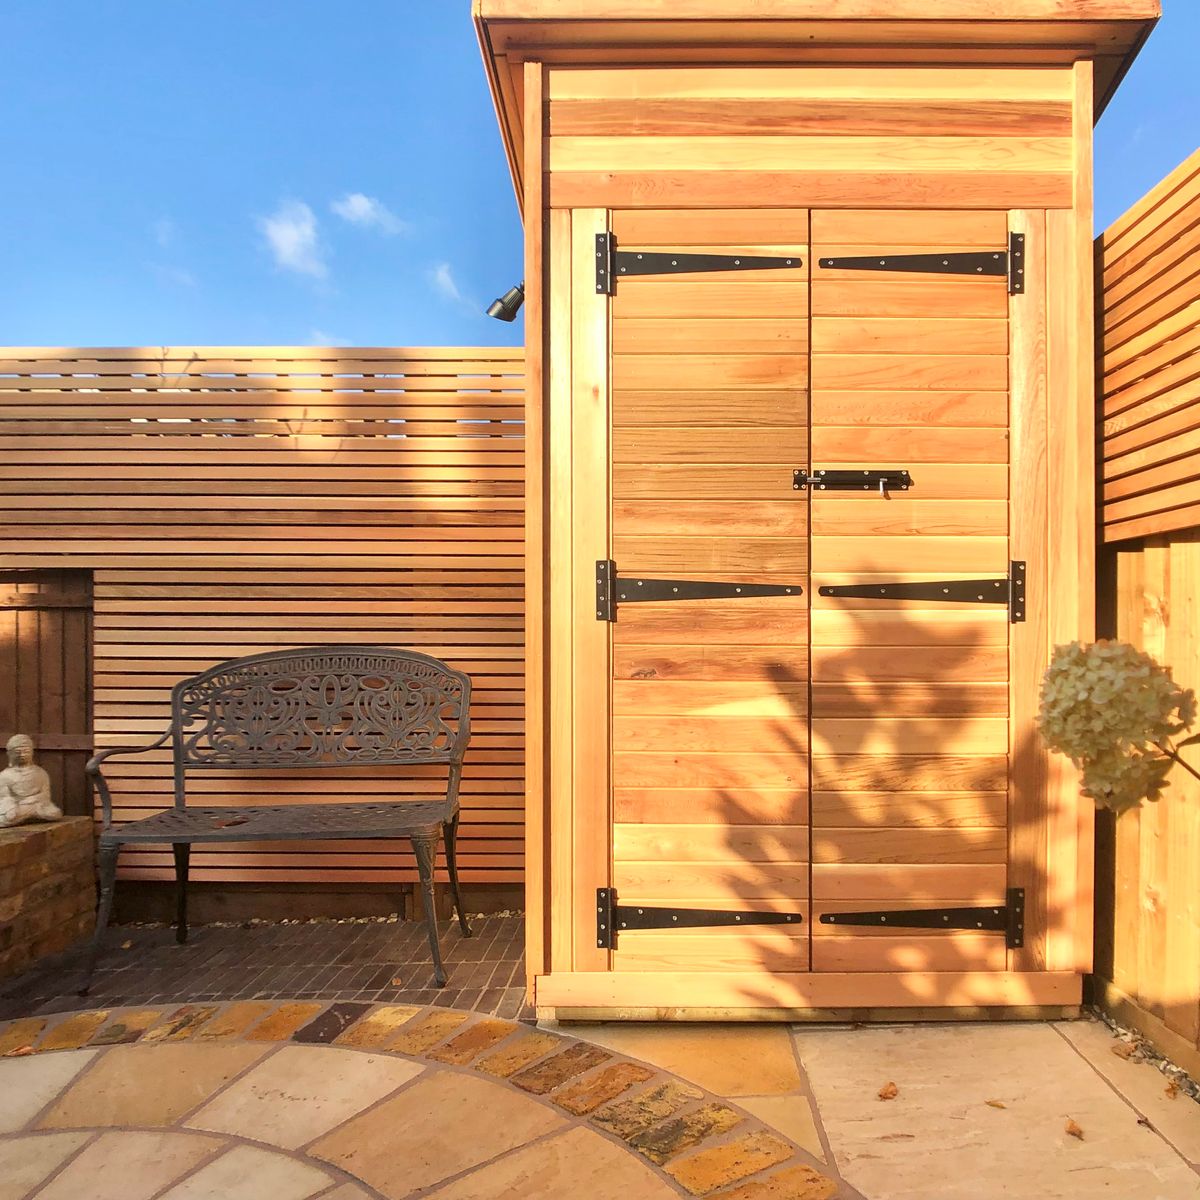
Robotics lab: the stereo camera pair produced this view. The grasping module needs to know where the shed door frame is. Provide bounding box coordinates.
[544,205,1081,1005]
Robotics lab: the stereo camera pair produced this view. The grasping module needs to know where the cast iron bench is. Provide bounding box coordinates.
[83,645,472,992]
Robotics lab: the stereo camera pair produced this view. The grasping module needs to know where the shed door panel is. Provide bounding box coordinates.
[609,208,813,974]
[808,209,1013,974]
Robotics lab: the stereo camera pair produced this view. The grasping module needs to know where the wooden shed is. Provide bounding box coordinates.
[475,0,1160,1019]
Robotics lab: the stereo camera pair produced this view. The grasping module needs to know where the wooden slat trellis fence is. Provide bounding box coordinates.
[1097,148,1200,543]
[0,347,525,887]
[1095,149,1200,1076]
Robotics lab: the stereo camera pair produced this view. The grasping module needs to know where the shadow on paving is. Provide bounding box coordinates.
[0,913,531,1022]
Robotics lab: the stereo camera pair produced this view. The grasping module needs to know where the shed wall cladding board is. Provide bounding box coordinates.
[547,66,1076,209]
[1098,148,1200,543]
[0,348,525,885]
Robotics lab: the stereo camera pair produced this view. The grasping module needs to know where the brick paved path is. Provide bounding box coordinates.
[0,916,530,1022]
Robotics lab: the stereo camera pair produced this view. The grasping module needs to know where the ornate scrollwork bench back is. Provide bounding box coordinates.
[169,646,472,799]
[84,646,473,992]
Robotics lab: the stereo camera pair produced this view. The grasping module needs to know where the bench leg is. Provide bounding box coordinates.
[173,843,191,944]
[412,833,447,988]
[80,842,120,995]
[443,814,471,938]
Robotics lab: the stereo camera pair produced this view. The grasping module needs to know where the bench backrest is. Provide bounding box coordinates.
[169,647,471,798]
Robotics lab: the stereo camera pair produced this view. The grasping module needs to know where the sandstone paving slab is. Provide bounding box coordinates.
[422,1124,681,1200]
[0,1018,45,1056]
[631,1100,745,1165]
[334,1004,421,1050]
[710,1163,840,1200]
[593,1079,705,1141]
[1055,1017,1200,1167]
[0,1131,91,1200]
[245,1002,325,1042]
[38,1042,268,1130]
[737,1095,826,1162]
[92,1009,165,1045]
[553,1060,655,1115]
[793,1023,1200,1200]
[194,1002,274,1042]
[157,1142,336,1200]
[573,1023,803,1097]
[37,1011,109,1052]
[427,1017,518,1065]
[34,1129,225,1200]
[309,1069,567,1197]
[0,1050,98,1133]
[187,1044,423,1150]
[667,1130,796,1196]
[473,1028,561,1078]
[318,1186,376,1200]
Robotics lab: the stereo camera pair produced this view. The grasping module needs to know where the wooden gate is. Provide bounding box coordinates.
[0,571,93,816]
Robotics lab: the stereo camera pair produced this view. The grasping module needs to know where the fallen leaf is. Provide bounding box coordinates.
[878,1081,898,1101]
[1165,1081,1180,1100]
[1137,1116,1153,1130]
[1065,1119,1084,1141]
[121,940,133,950]
[4,1046,34,1057]
[390,977,404,986]
[1110,1041,1136,1060]
[985,1099,1007,1109]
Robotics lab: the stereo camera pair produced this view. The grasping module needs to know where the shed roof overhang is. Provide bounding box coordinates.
[473,0,1160,208]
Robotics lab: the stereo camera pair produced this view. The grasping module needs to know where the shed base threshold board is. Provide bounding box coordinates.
[535,971,1084,1013]
[541,1004,1083,1024]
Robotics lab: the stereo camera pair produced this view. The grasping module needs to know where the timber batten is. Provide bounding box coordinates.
[479,1,1152,1013]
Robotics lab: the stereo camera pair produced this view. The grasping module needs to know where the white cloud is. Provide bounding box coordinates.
[152,217,175,248]
[331,192,407,235]
[150,263,196,288]
[429,261,464,303]
[427,261,480,316]
[259,199,327,278]
[310,329,352,347]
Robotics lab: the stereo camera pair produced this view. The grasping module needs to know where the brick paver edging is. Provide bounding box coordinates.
[0,1000,857,1200]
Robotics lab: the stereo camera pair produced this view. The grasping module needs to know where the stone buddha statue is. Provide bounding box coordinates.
[0,734,62,827]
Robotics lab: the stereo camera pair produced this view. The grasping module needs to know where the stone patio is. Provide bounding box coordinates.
[3,917,1199,1198]
[0,1000,851,1200]
[567,1016,1200,1200]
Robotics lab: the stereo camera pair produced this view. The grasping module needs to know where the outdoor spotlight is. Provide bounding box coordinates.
[487,281,525,321]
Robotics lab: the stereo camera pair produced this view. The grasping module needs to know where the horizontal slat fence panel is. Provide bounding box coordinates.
[0,347,525,886]
[1097,149,1200,542]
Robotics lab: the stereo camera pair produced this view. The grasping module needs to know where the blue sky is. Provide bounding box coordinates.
[0,3,1193,349]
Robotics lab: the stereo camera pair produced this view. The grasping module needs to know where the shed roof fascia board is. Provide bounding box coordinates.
[474,1,1159,209]
[477,2,1159,17]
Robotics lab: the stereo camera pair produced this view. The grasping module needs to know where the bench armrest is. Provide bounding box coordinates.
[86,731,173,831]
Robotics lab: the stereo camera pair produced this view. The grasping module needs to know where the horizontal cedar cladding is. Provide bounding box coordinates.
[0,347,526,888]
[1097,149,1200,543]
[545,66,1076,210]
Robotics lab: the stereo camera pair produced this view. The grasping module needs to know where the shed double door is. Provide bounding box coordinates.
[577,206,1016,983]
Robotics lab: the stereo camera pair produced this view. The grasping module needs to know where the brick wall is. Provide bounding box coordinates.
[0,817,95,980]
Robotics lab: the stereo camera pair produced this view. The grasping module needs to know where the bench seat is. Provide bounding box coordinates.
[103,801,451,845]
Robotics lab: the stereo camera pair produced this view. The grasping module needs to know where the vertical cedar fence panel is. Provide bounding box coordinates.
[0,570,93,816]
[1095,149,1200,1070]
[0,347,525,888]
